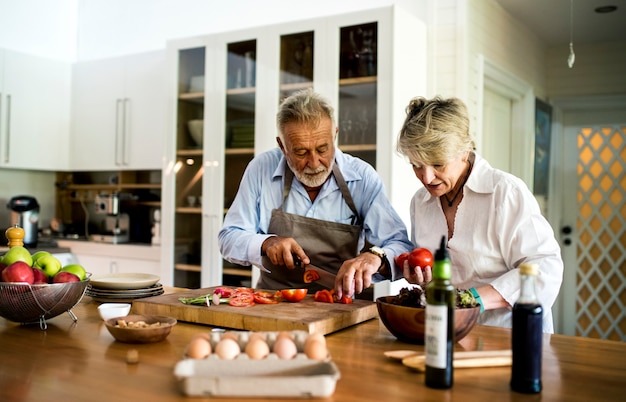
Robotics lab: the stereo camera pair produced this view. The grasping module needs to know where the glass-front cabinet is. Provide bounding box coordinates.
[162,6,426,289]
[221,39,257,285]
[171,45,205,288]
[338,22,378,169]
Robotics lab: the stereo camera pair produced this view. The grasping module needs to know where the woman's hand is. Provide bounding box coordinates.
[402,260,432,286]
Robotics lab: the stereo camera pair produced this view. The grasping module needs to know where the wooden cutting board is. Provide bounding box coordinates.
[131,287,378,335]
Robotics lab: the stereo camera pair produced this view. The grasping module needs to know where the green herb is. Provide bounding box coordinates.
[178,294,230,306]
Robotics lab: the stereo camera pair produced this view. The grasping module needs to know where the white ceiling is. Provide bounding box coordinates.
[496,0,626,46]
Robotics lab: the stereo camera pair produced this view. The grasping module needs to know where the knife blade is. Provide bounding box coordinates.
[294,256,336,289]
[302,264,337,289]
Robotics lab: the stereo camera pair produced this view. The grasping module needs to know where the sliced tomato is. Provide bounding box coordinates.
[327,289,353,304]
[213,286,234,298]
[253,290,280,304]
[229,291,255,307]
[281,288,308,302]
[336,294,353,304]
[313,289,334,303]
[303,270,321,283]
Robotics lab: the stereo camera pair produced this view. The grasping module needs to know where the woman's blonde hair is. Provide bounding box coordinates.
[396,96,475,166]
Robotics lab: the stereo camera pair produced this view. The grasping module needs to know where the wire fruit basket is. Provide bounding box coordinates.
[0,274,91,330]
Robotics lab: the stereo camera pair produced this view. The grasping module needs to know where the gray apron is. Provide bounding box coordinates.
[257,164,364,292]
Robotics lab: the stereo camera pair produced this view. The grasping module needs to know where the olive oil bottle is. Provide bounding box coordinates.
[510,263,543,393]
[425,235,454,389]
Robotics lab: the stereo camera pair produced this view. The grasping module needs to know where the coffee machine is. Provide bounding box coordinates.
[90,193,129,244]
[7,195,39,247]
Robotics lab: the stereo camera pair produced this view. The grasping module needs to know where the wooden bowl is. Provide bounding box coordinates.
[376,296,480,344]
[104,314,177,344]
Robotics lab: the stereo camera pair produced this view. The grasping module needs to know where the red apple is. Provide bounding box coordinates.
[32,267,50,284]
[1,261,35,284]
[52,271,80,283]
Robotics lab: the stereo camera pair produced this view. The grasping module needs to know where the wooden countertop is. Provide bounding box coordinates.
[0,290,624,401]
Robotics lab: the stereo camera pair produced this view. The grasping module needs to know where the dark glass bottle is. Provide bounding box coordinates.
[510,263,543,393]
[425,235,454,389]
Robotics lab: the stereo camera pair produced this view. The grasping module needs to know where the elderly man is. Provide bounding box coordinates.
[218,89,412,299]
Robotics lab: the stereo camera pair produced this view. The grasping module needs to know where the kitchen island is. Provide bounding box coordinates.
[0,291,624,401]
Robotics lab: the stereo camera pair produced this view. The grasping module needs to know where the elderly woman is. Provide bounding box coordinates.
[396,95,563,333]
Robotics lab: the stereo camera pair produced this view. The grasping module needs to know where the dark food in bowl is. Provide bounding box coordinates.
[377,287,480,344]
[389,286,480,309]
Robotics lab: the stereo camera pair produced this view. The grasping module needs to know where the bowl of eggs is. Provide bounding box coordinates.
[104,314,177,344]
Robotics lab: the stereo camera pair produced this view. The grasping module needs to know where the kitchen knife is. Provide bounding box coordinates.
[294,256,336,289]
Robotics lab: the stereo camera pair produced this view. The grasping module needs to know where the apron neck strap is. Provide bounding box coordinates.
[282,162,362,225]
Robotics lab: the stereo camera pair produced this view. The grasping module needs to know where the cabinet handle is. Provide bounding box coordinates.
[110,260,118,273]
[115,98,123,166]
[3,94,11,164]
[122,98,129,165]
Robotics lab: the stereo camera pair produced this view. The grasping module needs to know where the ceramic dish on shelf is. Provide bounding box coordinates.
[89,273,160,290]
[86,283,164,302]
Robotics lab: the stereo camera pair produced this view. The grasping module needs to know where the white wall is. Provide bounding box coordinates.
[75,0,427,61]
[0,0,78,61]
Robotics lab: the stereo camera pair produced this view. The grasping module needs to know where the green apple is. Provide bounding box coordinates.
[33,254,62,277]
[31,251,51,265]
[59,264,87,281]
[1,246,33,267]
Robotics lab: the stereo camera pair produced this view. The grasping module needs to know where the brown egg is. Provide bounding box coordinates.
[273,337,298,359]
[215,337,241,360]
[186,335,212,359]
[304,339,328,360]
[276,331,294,341]
[245,338,270,360]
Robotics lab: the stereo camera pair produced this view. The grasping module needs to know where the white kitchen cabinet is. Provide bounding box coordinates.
[71,50,167,171]
[56,240,164,283]
[0,48,71,170]
[75,254,160,277]
[161,6,426,288]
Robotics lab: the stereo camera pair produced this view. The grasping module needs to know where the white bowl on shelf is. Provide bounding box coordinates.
[187,120,203,147]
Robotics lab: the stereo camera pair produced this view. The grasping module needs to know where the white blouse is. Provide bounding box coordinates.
[410,154,563,333]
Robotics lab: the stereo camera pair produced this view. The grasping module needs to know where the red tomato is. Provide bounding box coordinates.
[334,294,353,304]
[228,292,255,307]
[253,291,280,304]
[303,270,321,283]
[213,287,234,298]
[394,252,410,268]
[313,289,334,303]
[408,247,434,269]
[281,289,308,302]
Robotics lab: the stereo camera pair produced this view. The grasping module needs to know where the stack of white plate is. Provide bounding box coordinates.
[86,273,164,303]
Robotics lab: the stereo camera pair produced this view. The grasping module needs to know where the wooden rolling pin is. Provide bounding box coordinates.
[402,350,512,372]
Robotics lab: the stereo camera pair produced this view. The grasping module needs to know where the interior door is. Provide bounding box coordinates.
[482,87,512,173]
[558,106,626,341]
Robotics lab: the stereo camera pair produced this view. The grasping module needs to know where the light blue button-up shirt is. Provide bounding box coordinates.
[218,148,413,280]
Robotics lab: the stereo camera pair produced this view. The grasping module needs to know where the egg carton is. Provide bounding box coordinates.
[174,330,340,398]
[183,330,330,361]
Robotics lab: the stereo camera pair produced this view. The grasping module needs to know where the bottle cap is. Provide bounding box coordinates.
[519,263,538,276]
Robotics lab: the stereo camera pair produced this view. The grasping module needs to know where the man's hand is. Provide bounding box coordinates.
[261,236,309,269]
[333,252,380,299]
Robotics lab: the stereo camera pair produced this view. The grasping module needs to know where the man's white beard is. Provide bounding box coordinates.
[287,159,335,188]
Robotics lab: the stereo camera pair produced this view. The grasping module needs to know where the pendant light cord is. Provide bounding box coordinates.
[568,0,576,68]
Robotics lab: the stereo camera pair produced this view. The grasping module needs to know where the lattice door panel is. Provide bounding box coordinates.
[576,125,626,340]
